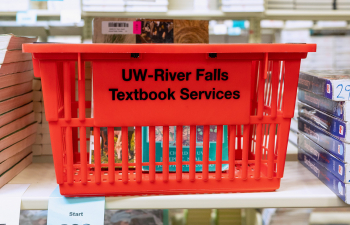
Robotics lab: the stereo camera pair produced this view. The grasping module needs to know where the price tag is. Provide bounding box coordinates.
[47,186,105,225]
[331,80,350,101]
[0,184,30,225]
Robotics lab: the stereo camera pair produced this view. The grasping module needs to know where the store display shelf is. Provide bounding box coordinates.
[2,9,350,21]
[7,158,348,210]
[0,10,262,20]
[0,10,60,17]
[265,10,350,20]
[81,10,263,19]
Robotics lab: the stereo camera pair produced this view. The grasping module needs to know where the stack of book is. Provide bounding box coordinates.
[297,70,350,204]
[221,0,264,12]
[82,0,125,12]
[32,78,43,157]
[31,76,50,157]
[125,0,168,12]
[0,34,37,188]
[186,209,212,225]
[294,0,334,10]
[267,0,294,10]
[215,209,242,225]
[338,0,350,10]
[289,97,298,146]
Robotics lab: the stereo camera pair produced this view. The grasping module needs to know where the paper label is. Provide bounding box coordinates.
[60,9,81,24]
[47,186,105,225]
[102,21,134,34]
[16,11,37,25]
[0,184,30,225]
[133,21,142,34]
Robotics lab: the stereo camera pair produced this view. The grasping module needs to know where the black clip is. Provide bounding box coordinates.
[209,53,217,58]
[131,53,139,58]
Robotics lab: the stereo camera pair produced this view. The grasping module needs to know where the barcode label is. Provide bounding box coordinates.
[108,22,129,27]
[102,21,133,34]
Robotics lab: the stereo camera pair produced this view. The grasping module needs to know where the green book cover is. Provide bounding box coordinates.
[142,125,229,172]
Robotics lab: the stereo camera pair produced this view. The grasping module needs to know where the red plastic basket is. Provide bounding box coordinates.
[23,44,316,196]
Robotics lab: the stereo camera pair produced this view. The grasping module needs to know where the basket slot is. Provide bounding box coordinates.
[162,126,169,182]
[94,127,101,184]
[108,127,115,184]
[135,126,142,183]
[257,60,266,119]
[189,125,196,182]
[40,61,59,121]
[78,56,86,121]
[63,62,72,121]
[215,125,223,181]
[149,126,156,183]
[203,125,209,181]
[228,125,236,180]
[263,125,269,159]
[235,126,240,152]
[267,124,276,179]
[242,125,250,180]
[278,62,285,111]
[80,126,88,184]
[122,126,129,183]
[66,126,74,184]
[270,61,280,118]
[264,61,272,108]
[276,121,289,178]
[176,125,183,182]
[254,123,262,179]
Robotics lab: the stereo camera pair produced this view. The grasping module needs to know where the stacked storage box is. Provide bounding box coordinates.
[32,77,51,157]
[32,78,43,157]
[294,0,334,10]
[297,70,350,203]
[0,34,37,187]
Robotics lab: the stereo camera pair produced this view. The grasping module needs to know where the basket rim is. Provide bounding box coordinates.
[22,43,317,54]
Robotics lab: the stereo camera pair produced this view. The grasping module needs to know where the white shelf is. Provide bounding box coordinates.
[2,9,350,21]
[0,10,60,17]
[81,10,263,19]
[6,160,348,210]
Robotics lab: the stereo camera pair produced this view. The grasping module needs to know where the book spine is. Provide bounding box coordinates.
[298,117,346,162]
[298,72,329,99]
[298,148,347,203]
[298,133,349,183]
[298,101,348,141]
[298,89,345,121]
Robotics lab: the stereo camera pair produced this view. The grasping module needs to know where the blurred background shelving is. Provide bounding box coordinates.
[2,0,350,164]
[2,1,350,225]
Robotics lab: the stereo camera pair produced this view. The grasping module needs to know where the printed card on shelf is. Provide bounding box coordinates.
[47,186,105,225]
[0,184,30,225]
